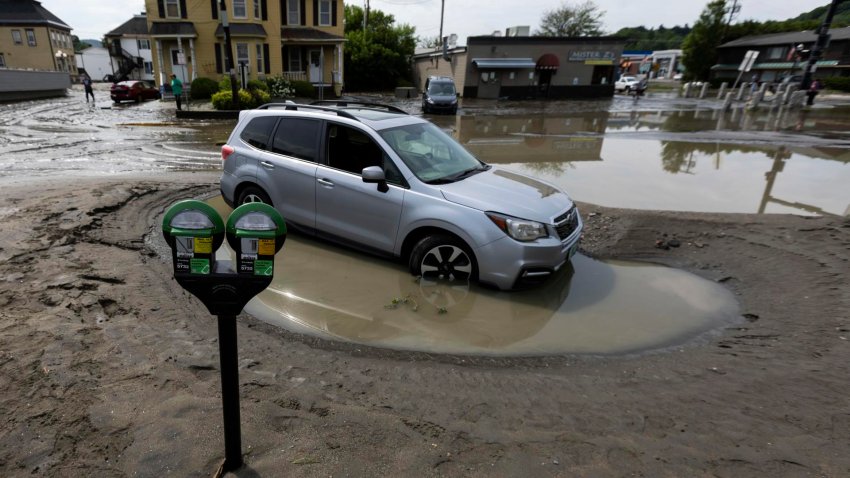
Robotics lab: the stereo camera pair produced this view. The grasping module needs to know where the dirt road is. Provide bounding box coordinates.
[0,88,848,477]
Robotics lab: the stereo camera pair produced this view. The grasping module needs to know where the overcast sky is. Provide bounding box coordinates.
[40,0,816,42]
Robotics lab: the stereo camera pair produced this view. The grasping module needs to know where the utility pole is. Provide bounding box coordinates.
[220,0,240,109]
[801,0,843,90]
[436,0,445,67]
[364,0,370,30]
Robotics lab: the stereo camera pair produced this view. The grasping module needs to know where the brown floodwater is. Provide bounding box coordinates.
[207,196,740,356]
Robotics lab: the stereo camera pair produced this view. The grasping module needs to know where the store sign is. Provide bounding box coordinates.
[568,50,616,62]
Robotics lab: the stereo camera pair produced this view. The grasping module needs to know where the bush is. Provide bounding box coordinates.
[247,79,268,92]
[219,77,232,92]
[396,78,413,88]
[822,76,850,92]
[264,75,294,98]
[291,80,315,98]
[211,89,253,110]
[249,89,271,107]
[190,77,219,99]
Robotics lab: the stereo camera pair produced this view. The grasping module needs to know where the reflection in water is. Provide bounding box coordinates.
[451,111,850,216]
[208,189,740,356]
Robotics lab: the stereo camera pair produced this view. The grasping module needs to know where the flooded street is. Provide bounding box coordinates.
[1,86,849,475]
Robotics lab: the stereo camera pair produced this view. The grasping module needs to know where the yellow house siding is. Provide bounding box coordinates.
[0,25,75,72]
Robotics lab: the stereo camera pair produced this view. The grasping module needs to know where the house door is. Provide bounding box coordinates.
[478,71,500,99]
[309,49,322,84]
[170,48,187,83]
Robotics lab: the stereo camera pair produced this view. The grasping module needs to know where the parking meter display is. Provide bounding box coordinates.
[161,201,225,276]
[225,204,286,277]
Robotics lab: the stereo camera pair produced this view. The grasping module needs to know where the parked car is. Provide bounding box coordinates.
[673,72,684,81]
[422,76,458,114]
[614,75,640,93]
[770,74,803,92]
[219,101,583,290]
[110,81,161,103]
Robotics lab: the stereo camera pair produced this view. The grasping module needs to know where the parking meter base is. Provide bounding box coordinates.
[174,260,271,316]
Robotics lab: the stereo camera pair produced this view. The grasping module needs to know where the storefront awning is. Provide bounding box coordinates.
[536,53,560,70]
[472,58,536,69]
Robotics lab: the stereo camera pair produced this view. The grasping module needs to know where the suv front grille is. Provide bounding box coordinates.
[554,207,579,241]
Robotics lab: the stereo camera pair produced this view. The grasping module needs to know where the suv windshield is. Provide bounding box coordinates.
[379,122,485,183]
[427,82,456,96]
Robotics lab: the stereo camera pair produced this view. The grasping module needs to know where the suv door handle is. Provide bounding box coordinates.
[260,161,274,169]
[317,178,334,187]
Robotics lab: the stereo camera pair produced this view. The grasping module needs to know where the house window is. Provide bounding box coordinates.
[233,0,247,18]
[25,29,36,46]
[767,46,785,60]
[12,30,22,44]
[165,0,180,18]
[144,61,154,74]
[318,0,331,26]
[256,44,264,73]
[288,48,302,71]
[254,0,261,19]
[0,53,5,68]
[138,39,151,50]
[237,42,249,66]
[287,0,300,25]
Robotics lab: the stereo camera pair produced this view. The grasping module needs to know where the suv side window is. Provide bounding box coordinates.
[271,117,320,161]
[326,123,405,185]
[240,116,277,150]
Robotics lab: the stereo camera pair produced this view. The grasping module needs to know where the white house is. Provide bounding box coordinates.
[75,46,113,82]
[103,14,154,82]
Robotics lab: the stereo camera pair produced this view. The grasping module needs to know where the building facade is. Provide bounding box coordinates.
[0,0,76,76]
[103,14,155,82]
[462,36,625,99]
[143,0,344,94]
[412,45,467,93]
[712,29,850,83]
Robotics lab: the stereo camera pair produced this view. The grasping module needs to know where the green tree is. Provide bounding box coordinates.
[72,35,91,52]
[343,5,416,91]
[536,1,604,37]
[681,0,727,81]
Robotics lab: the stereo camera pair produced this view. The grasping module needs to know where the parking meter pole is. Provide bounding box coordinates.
[217,314,243,471]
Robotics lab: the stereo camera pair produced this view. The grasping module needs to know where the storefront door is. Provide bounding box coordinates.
[478,71,500,99]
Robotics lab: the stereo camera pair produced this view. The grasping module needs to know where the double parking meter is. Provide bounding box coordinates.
[162,200,286,315]
[162,199,286,472]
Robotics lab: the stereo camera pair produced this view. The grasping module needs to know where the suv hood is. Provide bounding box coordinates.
[428,93,457,103]
[438,167,573,222]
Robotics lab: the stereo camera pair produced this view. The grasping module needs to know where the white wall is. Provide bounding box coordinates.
[120,38,154,81]
[75,47,113,82]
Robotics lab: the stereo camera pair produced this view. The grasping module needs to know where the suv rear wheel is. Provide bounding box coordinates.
[409,234,477,283]
[238,186,271,205]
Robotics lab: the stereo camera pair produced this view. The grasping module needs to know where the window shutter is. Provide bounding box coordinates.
[264,44,271,74]
[180,0,187,19]
[312,0,318,26]
[300,0,306,25]
[261,0,268,20]
[280,0,287,23]
[332,0,337,26]
[157,0,165,18]
[211,0,218,19]
[215,42,222,73]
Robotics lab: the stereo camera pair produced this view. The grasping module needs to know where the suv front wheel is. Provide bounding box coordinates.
[238,186,271,205]
[409,234,477,283]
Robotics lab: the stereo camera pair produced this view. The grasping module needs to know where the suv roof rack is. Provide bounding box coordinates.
[256,102,359,121]
[310,100,409,115]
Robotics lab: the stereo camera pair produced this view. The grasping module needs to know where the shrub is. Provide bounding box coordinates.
[396,78,413,88]
[249,89,271,108]
[247,79,268,92]
[822,76,850,92]
[265,75,294,98]
[211,89,253,110]
[219,77,232,92]
[291,80,315,98]
[190,77,219,99]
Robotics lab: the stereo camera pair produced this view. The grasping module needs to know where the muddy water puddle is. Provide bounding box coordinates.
[207,197,740,356]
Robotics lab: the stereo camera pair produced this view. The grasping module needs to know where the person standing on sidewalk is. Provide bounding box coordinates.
[806,78,822,106]
[170,74,183,110]
[82,74,94,103]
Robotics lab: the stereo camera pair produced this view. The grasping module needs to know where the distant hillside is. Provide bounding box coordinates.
[82,39,103,48]
[791,2,850,24]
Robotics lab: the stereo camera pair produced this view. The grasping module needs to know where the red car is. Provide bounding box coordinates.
[110,81,161,103]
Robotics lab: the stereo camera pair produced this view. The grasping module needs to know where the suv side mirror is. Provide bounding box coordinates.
[362,166,389,193]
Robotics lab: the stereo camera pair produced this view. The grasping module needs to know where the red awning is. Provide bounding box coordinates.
[536,53,560,70]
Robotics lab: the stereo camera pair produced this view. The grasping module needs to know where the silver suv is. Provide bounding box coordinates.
[219,101,582,290]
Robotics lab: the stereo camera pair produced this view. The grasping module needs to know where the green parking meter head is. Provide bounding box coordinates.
[225,203,287,276]
[162,200,225,275]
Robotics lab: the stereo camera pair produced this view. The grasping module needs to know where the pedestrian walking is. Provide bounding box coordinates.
[170,74,183,111]
[806,78,822,106]
[82,74,94,103]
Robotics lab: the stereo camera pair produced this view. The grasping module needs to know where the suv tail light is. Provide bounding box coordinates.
[221,145,235,161]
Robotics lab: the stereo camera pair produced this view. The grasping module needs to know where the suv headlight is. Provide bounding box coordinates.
[486,212,548,242]
[426,97,435,104]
